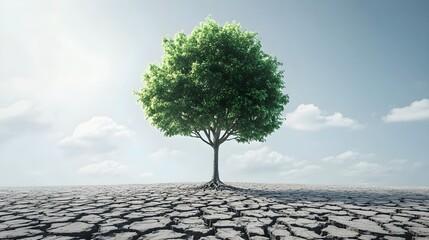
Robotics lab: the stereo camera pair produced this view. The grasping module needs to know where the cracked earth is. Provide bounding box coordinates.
[1,183,429,240]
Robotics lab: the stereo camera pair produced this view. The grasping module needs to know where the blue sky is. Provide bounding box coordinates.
[1,0,428,187]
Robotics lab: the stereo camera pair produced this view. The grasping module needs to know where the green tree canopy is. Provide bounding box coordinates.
[135,17,288,188]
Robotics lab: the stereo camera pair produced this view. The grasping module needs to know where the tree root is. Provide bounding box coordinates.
[196,179,242,191]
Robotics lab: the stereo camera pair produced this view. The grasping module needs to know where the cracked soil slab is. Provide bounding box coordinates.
[0,183,428,239]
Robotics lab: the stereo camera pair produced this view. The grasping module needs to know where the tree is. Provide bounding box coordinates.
[135,17,288,189]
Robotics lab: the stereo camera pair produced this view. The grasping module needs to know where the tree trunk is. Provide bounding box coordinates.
[211,143,220,182]
[198,140,237,190]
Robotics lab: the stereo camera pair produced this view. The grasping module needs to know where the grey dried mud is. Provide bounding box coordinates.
[0,183,428,239]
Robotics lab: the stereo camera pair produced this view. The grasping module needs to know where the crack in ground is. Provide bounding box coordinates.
[0,183,428,240]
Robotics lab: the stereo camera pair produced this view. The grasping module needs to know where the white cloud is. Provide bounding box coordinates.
[0,100,51,141]
[138,172,154,178]
[59,116,134,154]
[84,152,117,163]
[281,165,322,179]
[78,160,128,176]
[229,146,305,172]
[389,159,425,169]
[322,151,374,163]
[150,148,184,160]
[285,104,363,131]
[342,158,425,184]
[344,161,387,177]
[383,99,429,123]
[412,161,424,168]
[388,159,410,171]
[389,159,409,165]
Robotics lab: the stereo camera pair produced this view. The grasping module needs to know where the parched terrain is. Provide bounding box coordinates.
[0,183,428,240]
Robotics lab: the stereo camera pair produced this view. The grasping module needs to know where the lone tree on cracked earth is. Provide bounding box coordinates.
[135,17,288,189]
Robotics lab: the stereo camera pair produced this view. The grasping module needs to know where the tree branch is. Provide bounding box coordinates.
[190,133,200,138]
[209,126,216,137]
[219,128,230,140]
[194,130,212,146]
[224,137,238,142]
[219,129,238,144]
[219,120,238,143]
[203,129,214,145]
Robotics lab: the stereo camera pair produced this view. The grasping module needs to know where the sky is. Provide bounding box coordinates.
[1,0,428,187]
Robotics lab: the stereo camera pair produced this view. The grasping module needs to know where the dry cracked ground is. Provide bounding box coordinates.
[1,183,429,240]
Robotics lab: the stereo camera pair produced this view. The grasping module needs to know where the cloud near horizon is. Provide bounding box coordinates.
[228,146,306,173]
[150,148,184,161]
[285,104,363,131]
[322,151,374,163]
[59,116,134,155]
[281,165,322,179]
[0,100,51,142]
[344,161,388,178]
[138,172,154,178]
[382,99,429,123]
[78,160,128,176]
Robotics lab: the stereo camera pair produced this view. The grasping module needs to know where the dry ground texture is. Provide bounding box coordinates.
[0,183,429,240]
